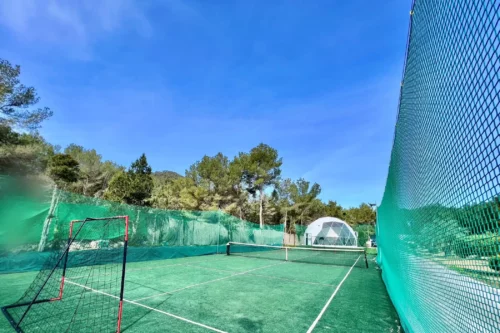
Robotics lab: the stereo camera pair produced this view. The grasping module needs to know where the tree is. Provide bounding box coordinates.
[325,200,346,220]
[128,153,153,205]
[225,155,251,219]
[48,154,79,184]
[0,123,20,145]
[0,144,50,175]
[97,161,124,197]
[64,144,122,196]
[289,178,322,225]
[104,171,132,203]
[150,176,183,210]
[273,178,293,231]
[306,199,328,221]
[237,144,282,228]
[344,203,376,225]
[129,153,152,175]
[197,153,231,192]
[179,178,213,210]
[246,196,278,226]
[186,153,235,210]
[0,59,53,130]
[0,125,57,176]
[104,153,153,205]
[165,152,255,214]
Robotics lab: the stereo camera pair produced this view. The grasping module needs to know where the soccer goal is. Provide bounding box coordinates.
[2,216,129,333]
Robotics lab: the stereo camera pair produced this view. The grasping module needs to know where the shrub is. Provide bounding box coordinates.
[488,255,500,271]
[455,233,500,258]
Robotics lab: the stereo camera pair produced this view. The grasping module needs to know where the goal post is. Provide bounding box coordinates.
[2,216,129,333]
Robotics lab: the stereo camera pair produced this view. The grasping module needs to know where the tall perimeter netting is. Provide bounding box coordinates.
[0,177,284,275]
[378,1,500,333]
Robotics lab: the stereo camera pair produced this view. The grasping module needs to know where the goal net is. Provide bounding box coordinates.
[2,216,129,333]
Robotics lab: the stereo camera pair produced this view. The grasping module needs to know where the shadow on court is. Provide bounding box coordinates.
[0,254,400,333]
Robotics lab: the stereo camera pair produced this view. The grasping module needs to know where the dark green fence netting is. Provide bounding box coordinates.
[0,177,284,273]
[354,224,374,248]
[378,1,500,332]
[294,224,308,245]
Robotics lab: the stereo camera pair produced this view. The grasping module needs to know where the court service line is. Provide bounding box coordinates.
[181,263,336,287]
[70,263,186,280]
[125,254,229,273]
[65,279,228,333]
[305,255,361,333]
[71,254,230,279]
[126,263,183,273]
[291,251,324,262]
[132,261,286,302]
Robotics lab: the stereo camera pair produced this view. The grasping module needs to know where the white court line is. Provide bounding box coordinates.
[70,255,230,280]
[65,279,228,333]
[126,254,229,273]
[306,255,361,333]
[132,261,286,302]
[290,251,324,261]
[127,263,183,273]
[181,263,336,287]
[70,263,185,280]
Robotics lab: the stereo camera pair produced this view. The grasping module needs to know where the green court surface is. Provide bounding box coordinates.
[0,254,400,333]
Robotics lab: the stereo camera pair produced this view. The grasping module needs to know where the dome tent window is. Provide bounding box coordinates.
[303,217,358,248]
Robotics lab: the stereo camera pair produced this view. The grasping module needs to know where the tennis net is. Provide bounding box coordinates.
[226,242,368,268]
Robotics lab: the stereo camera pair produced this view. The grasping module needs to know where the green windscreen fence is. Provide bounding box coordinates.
[0,177,284,274]
[378,1,500,333]
[294,224,308,245]
[354,224,374,248]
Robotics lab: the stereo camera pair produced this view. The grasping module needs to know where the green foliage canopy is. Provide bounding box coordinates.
[0,59,52,130]
[48,154,80,184]
[104,153,153,206]
[237,143,282,227]
[64,144,122,196]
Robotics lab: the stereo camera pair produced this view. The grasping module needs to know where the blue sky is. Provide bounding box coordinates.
[0,0,410,208]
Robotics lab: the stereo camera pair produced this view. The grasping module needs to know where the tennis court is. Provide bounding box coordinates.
[0,245,400,333]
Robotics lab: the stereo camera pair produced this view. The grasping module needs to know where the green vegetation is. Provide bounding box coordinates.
[0,58,376,231]
[104,153,154,206]
[237,143,282,228]
[0,59,53,130]
[489,255,500,272]
[355,224,375,248]
[455,233,500,258]
[63,144,123,196]
[47,154,80,185]
[396,202,500,268]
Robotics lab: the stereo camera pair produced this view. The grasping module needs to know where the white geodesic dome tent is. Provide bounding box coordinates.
[302,217,358,247]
